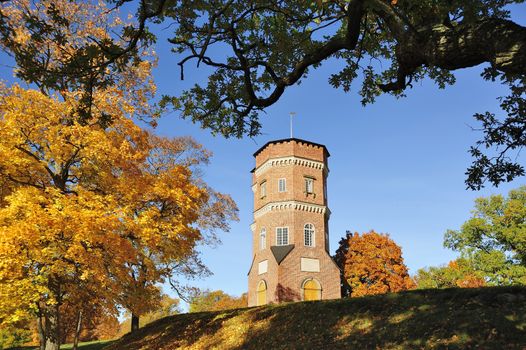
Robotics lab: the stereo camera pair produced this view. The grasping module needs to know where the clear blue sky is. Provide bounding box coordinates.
[1,4,524,306]
[150,4,526,301]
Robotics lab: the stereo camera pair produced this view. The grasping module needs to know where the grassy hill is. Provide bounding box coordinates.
[106,287,526,350]
[10,340,114,350]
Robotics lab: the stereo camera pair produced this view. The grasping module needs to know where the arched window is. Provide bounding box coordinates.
[257,280,267,306]
[260,228,266,250]
[302,278,322,301]
[304,223,314,247]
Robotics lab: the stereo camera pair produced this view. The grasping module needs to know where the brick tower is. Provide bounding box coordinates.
[247,138,341,306]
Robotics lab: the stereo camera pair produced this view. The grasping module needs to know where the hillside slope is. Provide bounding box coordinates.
[107,287,526,350]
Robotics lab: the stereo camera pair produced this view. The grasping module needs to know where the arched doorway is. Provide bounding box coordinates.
[256,280,267,306]
[302,278,322,301]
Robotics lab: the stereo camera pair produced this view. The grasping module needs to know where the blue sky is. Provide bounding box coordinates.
[158,66,521,300]
[1,3,524,307]
[149,4,526,301]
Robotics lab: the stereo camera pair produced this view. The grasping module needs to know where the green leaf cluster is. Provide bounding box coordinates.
[444,186,526,285]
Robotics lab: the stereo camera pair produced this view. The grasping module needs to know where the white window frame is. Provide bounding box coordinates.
[304,223,315,247]
[305,177,314,194]
[276,227,289,246]
[258,260,268,275]
[260,181,267,198]
[260,228,266,250]
[278,178,286,192]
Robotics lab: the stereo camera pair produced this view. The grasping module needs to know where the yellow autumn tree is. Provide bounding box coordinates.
[0,3,238,350]
[0,84,237,350]
[0,0,156,124]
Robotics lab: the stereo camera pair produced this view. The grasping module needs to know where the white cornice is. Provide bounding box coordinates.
[254,200,330,219]
[250,222,256,232]
[254,156,328,178]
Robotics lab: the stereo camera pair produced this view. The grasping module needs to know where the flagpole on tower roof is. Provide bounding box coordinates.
[289,112,296,138]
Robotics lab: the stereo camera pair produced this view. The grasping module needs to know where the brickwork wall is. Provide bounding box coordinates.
[247,249,279,306]
[278,246,341,302]
[253,161,327,211]
[248,139,340,306]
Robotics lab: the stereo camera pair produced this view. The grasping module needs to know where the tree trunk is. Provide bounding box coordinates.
[44,303,60,350]
[37,315,46,350]
[131,313,140,333]
[72,310,82,350]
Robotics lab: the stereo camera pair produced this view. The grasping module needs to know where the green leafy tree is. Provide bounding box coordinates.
[444,186,526,285]
[158,0,525,189]
[414,259,486,289]
[2,1,526,188]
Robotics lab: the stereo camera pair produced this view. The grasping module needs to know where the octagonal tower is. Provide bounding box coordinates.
[247,138,341,306]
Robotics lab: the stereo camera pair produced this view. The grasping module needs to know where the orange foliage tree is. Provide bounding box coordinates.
[189,290,248,313]
[334,231,415,297]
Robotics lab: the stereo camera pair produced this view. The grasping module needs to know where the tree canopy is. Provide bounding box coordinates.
[414,259,487,289]
[334,230,415,297]
[1,1,525,188]
[188,290,247,313]
[444,186,526,285]
[0,83,237,350]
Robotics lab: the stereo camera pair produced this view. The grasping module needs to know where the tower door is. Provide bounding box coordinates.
[256,280,267,306]
[303,279,321,301]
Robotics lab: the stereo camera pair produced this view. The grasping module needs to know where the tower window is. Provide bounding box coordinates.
[304,177,314,194]
[304,223,315,247]
[276,227,289,245]
[260,181,267,198]
[260,228,266,250]
[278,178,286,192]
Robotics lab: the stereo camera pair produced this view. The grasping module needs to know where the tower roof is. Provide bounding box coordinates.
[252,138,330,158]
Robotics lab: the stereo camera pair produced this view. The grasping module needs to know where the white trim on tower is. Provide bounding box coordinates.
[254,200,330,219]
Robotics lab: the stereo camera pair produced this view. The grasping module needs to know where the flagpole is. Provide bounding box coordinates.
[289,112,296,138]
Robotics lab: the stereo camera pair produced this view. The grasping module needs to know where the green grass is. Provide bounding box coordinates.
[105,286,526,350]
